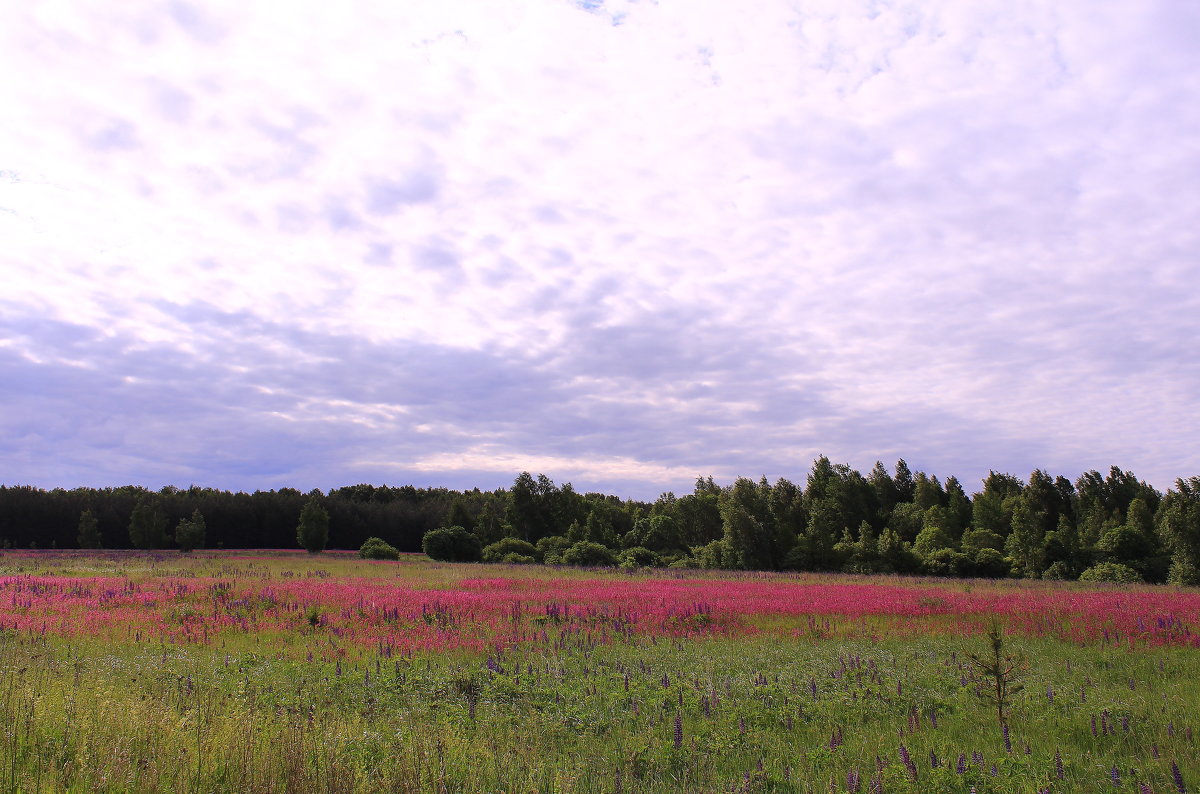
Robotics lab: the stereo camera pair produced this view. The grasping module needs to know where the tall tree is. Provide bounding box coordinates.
[77,508,102,549]
[1005,496,1045,578]
[893,459,916,504]
[297,493,330,554]
[176,509,206,553]
[128,500,168,549]
[944,476,972,539]
[868,460,897,527]
[1158,477,1200,585]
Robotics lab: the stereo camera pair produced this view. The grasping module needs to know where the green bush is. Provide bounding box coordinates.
[619,546,661,569]
[501,553,536,564]
[535,535,572,565]
[1078,562,1142,584]
[482,537,538,563]
[972,548,1010,578]
[560,541,617,567]
[921,548,970,577]
[359,536,400,561]
[421,526,482,562]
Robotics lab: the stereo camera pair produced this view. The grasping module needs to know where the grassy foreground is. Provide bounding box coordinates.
[0,551,1196,793]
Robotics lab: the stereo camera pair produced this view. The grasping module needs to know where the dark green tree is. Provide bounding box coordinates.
[720,502,765,570]
[128,500,169,549]
[422,525,482,562]
[1159,476,1200,585]
[893,459,915,503]
[296,494,330,554]
[445,500,475,533]
[175,509,206,553]
[1005,497,1045,578]
[944,476,972,539]
[77,508,102,549]
[913,472,945,510]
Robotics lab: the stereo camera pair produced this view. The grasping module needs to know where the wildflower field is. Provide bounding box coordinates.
[0,551,1197,793]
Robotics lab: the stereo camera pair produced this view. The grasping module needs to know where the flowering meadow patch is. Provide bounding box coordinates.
[2,557,1198,655]
[0,551,1197,792]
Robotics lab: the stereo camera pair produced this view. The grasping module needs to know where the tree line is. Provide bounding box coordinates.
[2,459,1199,585]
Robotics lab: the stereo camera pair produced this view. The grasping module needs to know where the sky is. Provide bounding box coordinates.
[2,0,1199,500]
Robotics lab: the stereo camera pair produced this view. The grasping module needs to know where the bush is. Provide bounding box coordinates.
[922,548,970,577]
[359,536,400,561]
[972,548,1010,578]
[482,537,538,563]
[1078,562,1143,584]
[619,546,661,569]
[422,526,482,562]
[560,541,617,567]
[536,535,572,565]
[1041,561,1075,581]
[501,553,536,564]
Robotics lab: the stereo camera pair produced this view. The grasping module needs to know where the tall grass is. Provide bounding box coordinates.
[0,550,1196,792]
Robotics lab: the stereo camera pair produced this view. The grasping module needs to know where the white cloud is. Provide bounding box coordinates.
[2,0,1199,496]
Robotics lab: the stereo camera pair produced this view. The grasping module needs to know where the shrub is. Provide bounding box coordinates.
[922,548,970,577]
[422,526,482,562]
[1078,562,1143,584]
[536,535,572,565]
[972,548,1010,578]
[482,537,538,563]
[1041,561,1074,581]
[501,553,536,564]
[560,541,617,567]
[619,546,661,569]
[359,536,400,560]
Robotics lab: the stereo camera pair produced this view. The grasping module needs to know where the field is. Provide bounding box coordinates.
[1,551,1197,793]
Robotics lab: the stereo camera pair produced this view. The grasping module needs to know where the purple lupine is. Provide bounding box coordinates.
[1055,749,1064,779]
[929,750,940,769]
[972,750,985,766]
[990,764,998,777]
[930,709,938,729]
[1171,760,1186,793]
[1122,715,1130,733]
[1153,744,1161,758]
[1047,685,1055,702]
[1003,724,1012,753]
[1140,783,1153,794]
[846,769,861,794]
[1092,716,1099,737]
[738,716,746,735]
[1112,766,1121,786]
[673,712,683,749]
[898,745,917,781]
[1169,722,1176,738]
[956,754,967,774]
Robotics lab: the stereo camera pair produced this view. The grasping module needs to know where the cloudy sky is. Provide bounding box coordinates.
[2,1,1198,499]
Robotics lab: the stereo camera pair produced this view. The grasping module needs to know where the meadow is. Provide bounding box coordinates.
[0,550,1196,793]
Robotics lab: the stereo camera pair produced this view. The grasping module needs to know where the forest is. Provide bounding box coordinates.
[2,458,1199,586]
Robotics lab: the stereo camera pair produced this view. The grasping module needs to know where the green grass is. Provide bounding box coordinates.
[0,552,1196,792]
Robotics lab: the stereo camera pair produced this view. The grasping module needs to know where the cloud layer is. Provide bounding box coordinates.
[3,0,1199,498]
